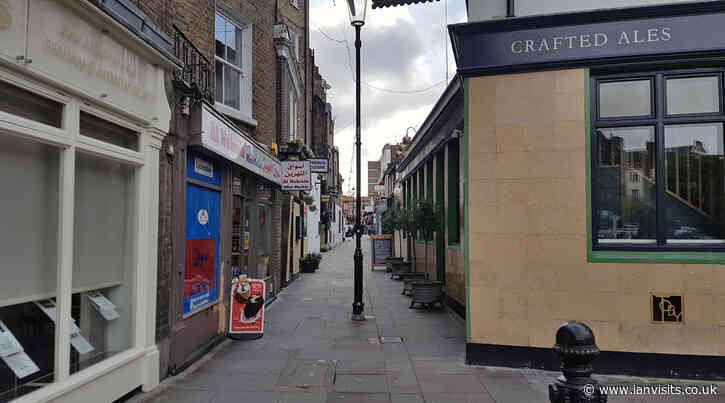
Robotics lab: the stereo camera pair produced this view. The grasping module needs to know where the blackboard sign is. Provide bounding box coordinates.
[370,235,393,269]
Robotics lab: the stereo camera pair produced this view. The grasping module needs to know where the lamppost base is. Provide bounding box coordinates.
[351,301,365,321]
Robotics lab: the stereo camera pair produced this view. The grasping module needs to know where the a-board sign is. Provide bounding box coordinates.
[229,275,265,335]
[370,234,393,269]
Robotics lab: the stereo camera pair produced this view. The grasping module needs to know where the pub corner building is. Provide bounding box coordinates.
[0,0,272,402]
[445,0,725,380]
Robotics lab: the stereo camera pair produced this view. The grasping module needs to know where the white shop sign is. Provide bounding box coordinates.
[282,161,311,190]
[0,0,170,125]
[194,104,282,185]
[309,158,328,173]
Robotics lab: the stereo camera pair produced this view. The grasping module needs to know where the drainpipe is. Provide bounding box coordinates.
[506,0,515,17]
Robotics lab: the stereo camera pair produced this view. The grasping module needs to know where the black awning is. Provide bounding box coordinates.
[372,0,439,9]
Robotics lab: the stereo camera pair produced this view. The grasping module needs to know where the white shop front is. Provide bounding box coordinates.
[0,0,175,401]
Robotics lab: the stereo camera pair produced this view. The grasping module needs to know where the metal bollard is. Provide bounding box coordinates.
[549,321,607,403]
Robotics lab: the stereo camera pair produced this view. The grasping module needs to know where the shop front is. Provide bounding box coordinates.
[0,0,175,401]
[162,102,282,375]
[450,1,725,379]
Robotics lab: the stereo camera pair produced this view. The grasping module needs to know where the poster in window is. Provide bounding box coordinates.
[229,275,265,334]
[184,239,216,310]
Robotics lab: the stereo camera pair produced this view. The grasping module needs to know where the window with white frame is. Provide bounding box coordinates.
[214,12,253,119]
[289,91,297,142]
[0,76,148,399]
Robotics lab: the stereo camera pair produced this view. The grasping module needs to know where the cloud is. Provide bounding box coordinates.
[310,0,467,195]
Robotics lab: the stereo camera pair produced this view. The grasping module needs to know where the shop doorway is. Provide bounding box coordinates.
[183,183,221,315]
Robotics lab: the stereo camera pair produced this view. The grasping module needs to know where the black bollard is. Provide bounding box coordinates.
[549,321,607,403]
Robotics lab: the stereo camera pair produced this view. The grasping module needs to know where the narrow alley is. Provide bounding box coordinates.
[135,237,552,403]
[127,238,724,403]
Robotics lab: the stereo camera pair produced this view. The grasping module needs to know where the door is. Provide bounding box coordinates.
[184,183,221,314]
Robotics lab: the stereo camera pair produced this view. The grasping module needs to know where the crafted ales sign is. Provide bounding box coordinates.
[282,160,311,190]
[450,6,725,75]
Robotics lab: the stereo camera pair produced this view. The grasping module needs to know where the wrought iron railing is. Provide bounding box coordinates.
[172,25,214,103]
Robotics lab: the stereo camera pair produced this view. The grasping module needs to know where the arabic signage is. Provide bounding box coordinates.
[449,6,725,76]
[310,158,328,173]
[193,104,282,185]
[282,161,311,190]
[229,275,265,334]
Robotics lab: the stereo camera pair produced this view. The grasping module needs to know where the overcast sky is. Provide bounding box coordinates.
[309,0,467,196]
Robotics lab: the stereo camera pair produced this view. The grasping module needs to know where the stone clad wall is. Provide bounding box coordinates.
[467,69,725,355]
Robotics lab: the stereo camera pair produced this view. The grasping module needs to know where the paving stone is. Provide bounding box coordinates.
[277,359,336,391]
[333,374,388,393]
[210,358,287,375]
[390,394,424,403]
[149,388,216,403]
[387,373,420,394]
[416,374,487,394]
[422,393,496,403]
[335,360,386,375]
[326,393,391,403]
[476,370,542,403]
[176,369,279,392]
[412,360,473,374]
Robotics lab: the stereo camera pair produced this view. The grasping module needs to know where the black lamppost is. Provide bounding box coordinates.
[347,0,367,321]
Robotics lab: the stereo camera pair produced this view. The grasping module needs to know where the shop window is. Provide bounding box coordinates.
[592,71,725,250]
[0,136,59,400]
[80,111,139,151]
[598,79,652,118]
[666,76,720,115]
[72,152,136,372]
[214,12,252,119]
[0,80,63,128]
[448,139,461,244]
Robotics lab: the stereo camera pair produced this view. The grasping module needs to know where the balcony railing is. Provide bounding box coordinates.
[172,25,214,103]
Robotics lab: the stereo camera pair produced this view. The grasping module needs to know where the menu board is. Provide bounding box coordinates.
[370,235,393,268]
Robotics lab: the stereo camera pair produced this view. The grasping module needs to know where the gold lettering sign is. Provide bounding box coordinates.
[651,294,684,324]
[0,0,11,30]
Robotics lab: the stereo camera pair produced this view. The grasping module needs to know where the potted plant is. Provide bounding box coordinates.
[300,253,323,273]
[412,199,441,274]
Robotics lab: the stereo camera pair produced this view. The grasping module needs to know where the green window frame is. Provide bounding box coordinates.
[586,69,725,264]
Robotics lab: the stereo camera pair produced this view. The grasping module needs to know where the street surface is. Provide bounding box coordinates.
[133,238,725,403]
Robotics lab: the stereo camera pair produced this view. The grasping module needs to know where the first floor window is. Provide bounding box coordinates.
[593,69,725,249]
[214,12,252,118]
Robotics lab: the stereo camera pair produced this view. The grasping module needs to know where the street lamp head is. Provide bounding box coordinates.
[346,0,367,26]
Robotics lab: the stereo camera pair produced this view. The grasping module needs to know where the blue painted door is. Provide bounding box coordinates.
[183,154,222,315]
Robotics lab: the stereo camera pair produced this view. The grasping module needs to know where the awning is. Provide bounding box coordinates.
[191,103,282,185]
[372,0,439,8]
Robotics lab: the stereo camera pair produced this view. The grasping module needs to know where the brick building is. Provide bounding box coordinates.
[123,0,299,379]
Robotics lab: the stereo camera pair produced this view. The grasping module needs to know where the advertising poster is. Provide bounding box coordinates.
[281,161,311,190]
[229,275,265,334]
[184,239,216,312]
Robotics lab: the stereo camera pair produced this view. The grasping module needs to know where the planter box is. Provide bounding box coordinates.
[386,257,404,273]
[390,262,412,280]
[410,281,444,309]
[300,260,317,273]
